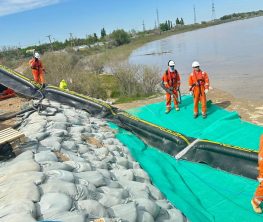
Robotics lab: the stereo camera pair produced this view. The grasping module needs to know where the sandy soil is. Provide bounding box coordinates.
[1,88,263,131]
[0,96,30,130]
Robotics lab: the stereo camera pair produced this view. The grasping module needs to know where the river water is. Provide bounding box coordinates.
[129,16,263,101]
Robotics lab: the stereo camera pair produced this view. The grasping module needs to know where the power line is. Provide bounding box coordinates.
[46,35,53,51]
[69,33,75,47]
[142,20,145,32]
[211,0,216,21]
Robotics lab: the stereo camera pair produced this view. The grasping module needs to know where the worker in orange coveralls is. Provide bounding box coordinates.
[251,135,263,213]
[161,60,181,114]
[29,52,45,85]
[188,61,210,119]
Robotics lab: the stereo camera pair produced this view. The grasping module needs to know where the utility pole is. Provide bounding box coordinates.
[46,35,53,51]
[69,33,74,47]
[142,20,145,32]
[211,0,216,21]
[193,5,197,24]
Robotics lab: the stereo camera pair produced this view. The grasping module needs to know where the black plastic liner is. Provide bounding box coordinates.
[0,65,41,99]
[0,65,258,179]
[44,86,117,118]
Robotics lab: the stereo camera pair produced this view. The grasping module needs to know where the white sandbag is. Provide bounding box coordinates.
[98,193,125,208]
[91,160,108,169]
[39,137,62,151]
[98,187,129,199]
[75,184,100,201]
[108,202,137,222]
[115,157,129,168]
[96,169,112,179]
[1,159,40,177]
[146,183,164,200]
[50,129,69,137]
[155,200,173,210]
[60,149,86,162]
[69,126,85,134]
[0,171,45,185]
[39,192,72,216]
[111,169,134,181]
[0,182,40,202]
[0,213,36,222]
[135,198,160,218]
[167,208,187,222]
[77,199,108,218]
[94,147,109,159]
[31,132,50,141]
[40,211,86,222]
[41,161,74,172]
[77,144,91,154]
[46,170,75,183]
[35,151,58,163]
[75,171,106,187]
[118,181,150,199]
[62,140,77,151]
[40,179,77,199]
[0,199,36,218]
[132,169,150,183]
[64,161,92,172]
[137,210,155,222]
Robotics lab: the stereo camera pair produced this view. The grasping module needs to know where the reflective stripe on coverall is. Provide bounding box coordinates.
[29,58,45,84]
[253,135,263,207]
[188,70,209,114]
[162,69,181,108]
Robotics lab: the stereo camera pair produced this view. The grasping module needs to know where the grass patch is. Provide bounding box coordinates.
[114,95,150,104]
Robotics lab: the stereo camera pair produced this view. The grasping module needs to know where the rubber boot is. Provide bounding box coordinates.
[165,107,171,114]
[202,113,207,119]
[251,199,262,214]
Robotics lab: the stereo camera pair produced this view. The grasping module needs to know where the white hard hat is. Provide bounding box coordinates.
[34,52,40,59]
[192,61,200,68]
[168,60,175,66]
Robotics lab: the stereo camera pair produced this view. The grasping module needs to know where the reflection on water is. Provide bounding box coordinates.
[129,17,263,100]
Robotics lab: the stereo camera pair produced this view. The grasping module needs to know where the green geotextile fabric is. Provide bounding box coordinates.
[127,95,263,151]
[109,122,263,222]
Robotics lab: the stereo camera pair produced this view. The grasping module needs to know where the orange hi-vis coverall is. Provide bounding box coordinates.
[29,58,45,84]
[188,70,209,115]
[252,135,263,209]
[162,69,181,109]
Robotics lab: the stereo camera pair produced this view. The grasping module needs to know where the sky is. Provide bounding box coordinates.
[1,0,263,48]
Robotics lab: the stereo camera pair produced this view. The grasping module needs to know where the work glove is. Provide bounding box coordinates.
[205,89,209,94]
[189,91,193,96]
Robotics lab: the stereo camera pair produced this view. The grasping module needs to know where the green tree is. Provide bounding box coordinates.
[101,28,106,38]
[93,33,98,42]
[176,18,180,25]
[180,18,184,25]
[110,29,130,46]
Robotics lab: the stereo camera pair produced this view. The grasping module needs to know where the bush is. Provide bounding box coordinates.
[111,63,160,97]
[110,29,131,46]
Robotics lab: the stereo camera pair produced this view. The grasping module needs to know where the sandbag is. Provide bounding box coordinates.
[77,199,108,218]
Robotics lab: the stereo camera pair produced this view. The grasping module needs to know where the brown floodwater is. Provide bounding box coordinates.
[129,16,263,101]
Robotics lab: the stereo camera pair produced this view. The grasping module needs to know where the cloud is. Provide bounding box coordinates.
[0,0,62,16]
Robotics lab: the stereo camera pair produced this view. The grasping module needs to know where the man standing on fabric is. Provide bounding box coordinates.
[188,61,210,118]
[251,135,263,214]
[29,52,45,85]
[162,60,181,114]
